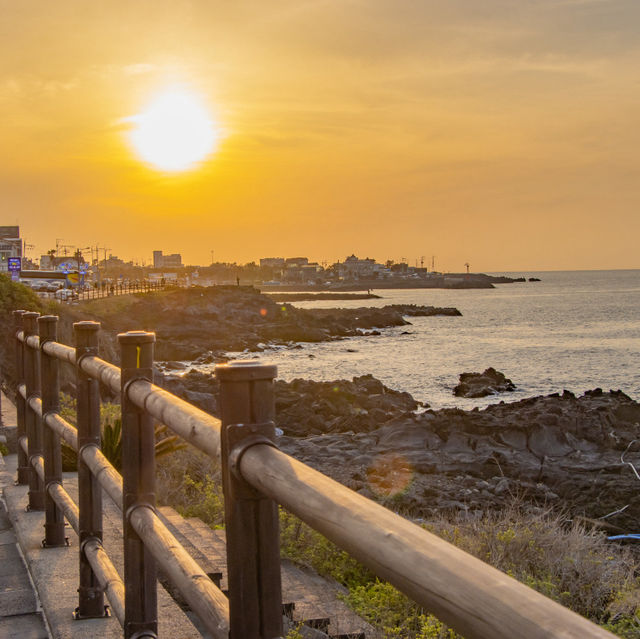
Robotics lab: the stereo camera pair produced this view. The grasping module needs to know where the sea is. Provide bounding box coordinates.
[219,270,640,411]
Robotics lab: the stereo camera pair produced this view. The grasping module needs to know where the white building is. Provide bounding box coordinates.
[0,226,21,272]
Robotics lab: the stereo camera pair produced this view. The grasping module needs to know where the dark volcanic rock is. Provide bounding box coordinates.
[453,367,516,398]
[278,388,640,531]
[274,375,419,437]
[159,362,640,531]
[60,287,462,363]
[159,370,419,438]
[160,370,220,414]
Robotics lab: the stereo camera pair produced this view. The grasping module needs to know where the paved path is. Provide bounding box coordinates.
[0,390,50,639]
[0,389,199,639]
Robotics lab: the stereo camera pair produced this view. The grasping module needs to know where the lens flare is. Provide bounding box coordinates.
[366,453,413,497]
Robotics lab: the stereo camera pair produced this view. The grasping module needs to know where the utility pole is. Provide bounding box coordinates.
[57,243,74,258]
[420,256,425,269]
[465,262,470,274]
[76,247,91,271]
[94,246,110,281]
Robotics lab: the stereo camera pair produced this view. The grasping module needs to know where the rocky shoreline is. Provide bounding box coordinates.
[60,286,461,362]
[264,292,382,302]
[259,272,536,292]
[44,285,640,533]
[161,369,640,532]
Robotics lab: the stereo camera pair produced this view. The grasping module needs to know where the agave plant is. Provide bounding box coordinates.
[104,420,187,471]
[101,419,122,470]
[62,416,186,472]
[154,424,187,459]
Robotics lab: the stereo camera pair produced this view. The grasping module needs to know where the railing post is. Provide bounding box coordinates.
[23,311,45,510]
[119,330,158,639]
[13,310,29,485]
[74,321,107,619]
[216,360,283,639]
[39,315,66,547]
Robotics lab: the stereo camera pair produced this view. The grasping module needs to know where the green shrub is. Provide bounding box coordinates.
[0,274,46,384]
[277,500,639,638]
[424,504,639,624]
[284,623,305,639]
[156,447,225,528]
[178,474,224,526]
[279,509,373,588]
[344,581,458,639]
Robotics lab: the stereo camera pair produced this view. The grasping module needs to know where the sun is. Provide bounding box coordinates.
[127,89,219,172]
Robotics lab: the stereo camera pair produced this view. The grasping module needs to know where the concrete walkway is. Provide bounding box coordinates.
[0,391,202,639]
[0,391,50,639]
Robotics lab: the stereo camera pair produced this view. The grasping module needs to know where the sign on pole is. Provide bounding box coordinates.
[8,257,21,272]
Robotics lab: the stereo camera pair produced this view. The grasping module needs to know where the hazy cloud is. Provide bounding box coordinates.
[123,63,157,76]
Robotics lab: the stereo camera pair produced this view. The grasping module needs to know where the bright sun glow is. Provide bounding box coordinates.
[128,89,219,171]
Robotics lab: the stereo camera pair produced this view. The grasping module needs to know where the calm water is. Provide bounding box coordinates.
[222,270,640,410]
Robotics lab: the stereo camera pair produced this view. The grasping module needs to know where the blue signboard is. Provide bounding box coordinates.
[7,257,21,272]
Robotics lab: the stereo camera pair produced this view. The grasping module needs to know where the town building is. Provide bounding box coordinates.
[284,257,308,266]
[336,254,384,280]
[153,250,183,268]
[259,257,286,268]
[0,226,22,271]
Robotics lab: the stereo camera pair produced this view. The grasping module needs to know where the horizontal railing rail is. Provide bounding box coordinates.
[8,309,617,639]
[75,280,165,302]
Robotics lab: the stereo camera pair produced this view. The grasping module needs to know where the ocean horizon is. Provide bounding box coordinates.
[211,269,640,410]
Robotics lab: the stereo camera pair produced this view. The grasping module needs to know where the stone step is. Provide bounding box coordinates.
[182,518,228,580]
[157,507,229,593]
[156,507,221,575]
[156,508,379,638]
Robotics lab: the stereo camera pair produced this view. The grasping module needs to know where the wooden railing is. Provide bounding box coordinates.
[9,309,616,639]
[74,280,165,301]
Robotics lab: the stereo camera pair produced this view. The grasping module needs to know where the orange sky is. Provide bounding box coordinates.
[2,0,640,271]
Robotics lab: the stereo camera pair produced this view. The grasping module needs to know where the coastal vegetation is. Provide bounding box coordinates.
[155,445,640,638]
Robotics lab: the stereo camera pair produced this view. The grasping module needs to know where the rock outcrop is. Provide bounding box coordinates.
[160,371,419,437]
[59,286,461,363]
[274,375,419,436]
[279,388,640,530]
[161,367,640,531]
[454,368,516,398]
